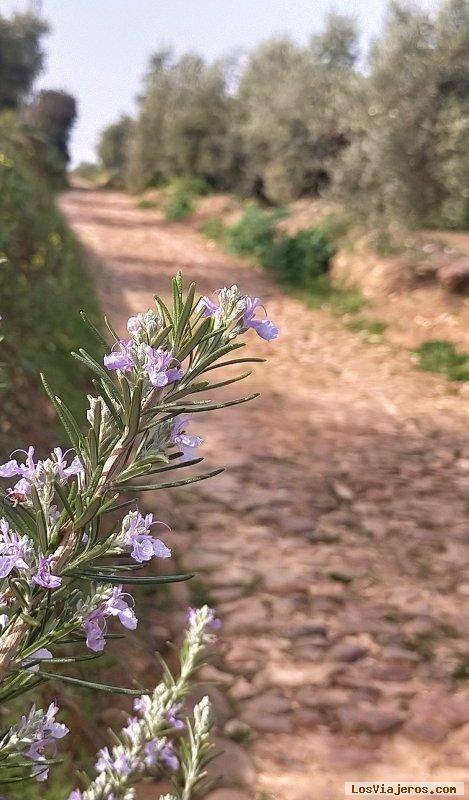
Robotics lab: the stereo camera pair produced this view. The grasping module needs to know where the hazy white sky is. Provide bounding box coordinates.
[4,0,440,165]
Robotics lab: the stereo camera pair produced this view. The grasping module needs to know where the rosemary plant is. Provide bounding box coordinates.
[0,275,278,788]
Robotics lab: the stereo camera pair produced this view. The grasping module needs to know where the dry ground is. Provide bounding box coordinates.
[60,188,469,800]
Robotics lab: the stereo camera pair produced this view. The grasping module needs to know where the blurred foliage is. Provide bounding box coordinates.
[97,113,133,184]
[227,205,334,288]
[201,217,227,242]
[0,11,48,110]
[264,227,335,287]
[333,0,469,234]
[102,0,468,234]
[228,205,285,260]
[164,176,209,221]
[0,115,102,452]
[125,49,238,193]
[24,89,77,176]
[414,339,469,380]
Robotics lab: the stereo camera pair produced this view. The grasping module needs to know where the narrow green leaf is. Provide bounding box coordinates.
[80,311,108,348]
[74,495,103,529]
[40,373,82,452]
[175,281,196,346]
[120,467,224,492]
[70,572,193,585]
[205,356,266,372]
[177,317,211,362]
[31,670,146,695]
[104,315,120,341]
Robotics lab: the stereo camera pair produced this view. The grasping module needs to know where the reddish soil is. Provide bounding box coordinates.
[60,188,469,800]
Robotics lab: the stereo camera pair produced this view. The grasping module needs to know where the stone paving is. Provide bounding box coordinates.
[61,189,469,800]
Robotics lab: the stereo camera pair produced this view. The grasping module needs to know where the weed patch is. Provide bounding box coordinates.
[414,339,469,381]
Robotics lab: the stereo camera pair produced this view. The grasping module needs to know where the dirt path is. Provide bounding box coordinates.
[60,188,469,800]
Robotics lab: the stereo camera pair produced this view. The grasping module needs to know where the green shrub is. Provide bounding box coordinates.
[136,197,158,209]
[170,176,209,197]
[164,191,195,221]
[201,217,226,242]
[264,227,334,287]
[163,176,208,221]
[414,339,469,381]
[227,205,284,260]
[0,116,102,450]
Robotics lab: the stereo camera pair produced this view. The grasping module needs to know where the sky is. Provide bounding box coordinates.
[4,0,441,166]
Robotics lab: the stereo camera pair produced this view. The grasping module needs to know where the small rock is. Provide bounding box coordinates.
[296,687,350,708]
[294,707,323,727]
[256,660,341,689]
[241,710,294,734]
[224,718,252,742]
[229,678,256,701]
[206,790,251,800]
[206,737,255,786]
[198,664,235,688]
[328,643,367,663]
[371,664,414,682]
[437,260,469,292]
[337,704,405,734]
[331,480,354,501]
[240,693,291,715]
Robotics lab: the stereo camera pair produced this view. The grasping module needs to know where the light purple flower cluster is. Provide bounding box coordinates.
[144,738,178,771]
[170,416,203,462]
[143,346,184,387]
[32,555,62,589]
[0,519,62,590]
[11,702,68,782]
[104,339,184,388]
[187,606,221,631]
[121,511,171,563]
[83,586,137,652]
[200,290,280,341]
[0,520,29,578]
[0,446,82,502]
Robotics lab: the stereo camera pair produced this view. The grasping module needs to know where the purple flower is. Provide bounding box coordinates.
[53,448,83,480]
[127,315,142,336]
[122,511,171,563]
[166,705,185,730]
[144,739,179,771]
[242,296,279,340]
[143,346,184,387]
[123,716,140,736]
[24,702,68,782]
[131,534,171,562]
[162,744,179,771]
[84,607,107,652]
[105,586,138,630]
[200,291,279,340]
[187,606,221,631]
[104,339,135,372]
[0,447,35,495]
[134,695,151,714]
[0,520,29,578]
[171,416,203,462]
[199,296,220,317]
[43,702,69,740]
[32,556,62,590]
[96,747,132,776]
[83,587,138,652]
[68,792,83,800]
[96,746,113,773]
[0,459,19,477]
[0,446,82,498]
